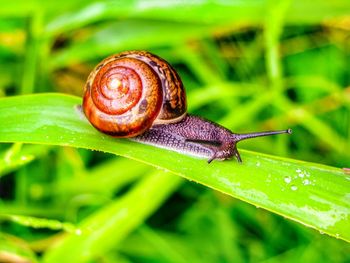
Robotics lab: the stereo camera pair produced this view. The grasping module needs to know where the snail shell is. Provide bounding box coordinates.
[83,51,187,137]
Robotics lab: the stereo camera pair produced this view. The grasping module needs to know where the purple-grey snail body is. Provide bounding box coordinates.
[83,50,292,163]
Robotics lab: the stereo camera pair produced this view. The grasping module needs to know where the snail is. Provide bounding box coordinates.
[83,50,292,163]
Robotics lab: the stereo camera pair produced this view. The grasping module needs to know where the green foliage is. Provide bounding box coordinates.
[0,1,349,262]
[0,94,349,244]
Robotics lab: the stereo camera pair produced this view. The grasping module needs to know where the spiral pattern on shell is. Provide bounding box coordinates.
[83,51,187,137]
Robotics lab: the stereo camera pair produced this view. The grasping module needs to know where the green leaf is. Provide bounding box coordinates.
[44,0,350,35]
[0,143,34,177]
[0,93,349,243]
[50,21,211,68]
[0,233,38,263]
[0,144,50,177]
[43,171,182,263]
[0,214,78,233]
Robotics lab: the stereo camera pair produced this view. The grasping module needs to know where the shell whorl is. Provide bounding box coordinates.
[83,51,187,137]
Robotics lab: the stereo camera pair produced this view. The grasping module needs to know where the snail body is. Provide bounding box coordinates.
[83,50,291,163]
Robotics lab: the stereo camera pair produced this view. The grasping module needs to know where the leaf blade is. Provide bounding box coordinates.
[0,93,349,242]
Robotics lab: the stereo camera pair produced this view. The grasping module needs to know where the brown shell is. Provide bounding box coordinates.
[83,51,187,137]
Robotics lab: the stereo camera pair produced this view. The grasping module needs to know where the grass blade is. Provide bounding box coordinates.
[0,93,349,242]
[43,171,182,263]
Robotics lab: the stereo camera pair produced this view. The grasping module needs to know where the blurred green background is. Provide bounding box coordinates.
[0,1,349,262]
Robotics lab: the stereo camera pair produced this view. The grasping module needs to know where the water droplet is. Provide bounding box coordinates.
[290,185,298,191]
[284,176,292,184]
[75,229,82,235]
[302,179,310,185]
[256,161,261,167]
